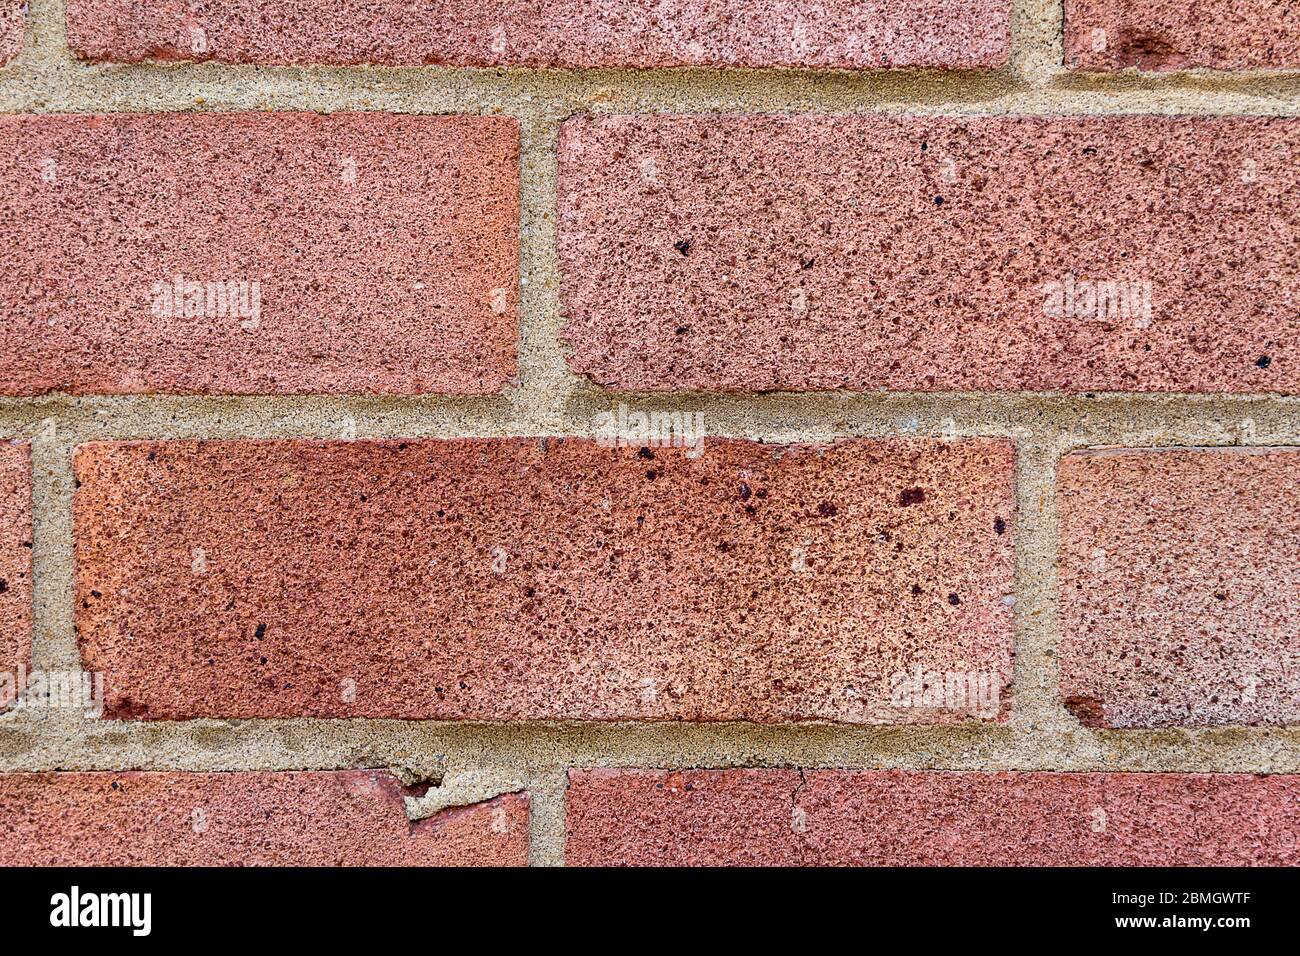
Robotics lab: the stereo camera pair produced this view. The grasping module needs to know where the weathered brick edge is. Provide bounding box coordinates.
[0,771,530,865]
[0,112,520,395]
[566,769,1300,866]
[0,442,31,711]
[1065,0,1300,71]
[558,114,1296,393]
[1058,447,1300,729]
[0,0,22,65]
[73,437,1015,722]
[66,0,1013,69]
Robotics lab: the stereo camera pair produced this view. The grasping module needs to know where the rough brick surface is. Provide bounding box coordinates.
[73,438,1015,721]
[1059,448,1300,728]
[0,771,528,865]
[566,769,1300,866]
[0,442,30,705]
[1066,0,1300,71]
[66,0,1011,69]
[0,113,518,395]
[559,114,1299,393]
[0,0,21,65]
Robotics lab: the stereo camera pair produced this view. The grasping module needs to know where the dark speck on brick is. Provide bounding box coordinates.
[899,487,926,507]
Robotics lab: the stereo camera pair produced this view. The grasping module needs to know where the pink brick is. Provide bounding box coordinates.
[559,114,1299,393]
[0,442,31,708]
[1059,448,1300,728]
[1066,0,1300,71]
[66,0,1011,69]
[0,771,528,865]
[0,0,22,65]
[0,113,518,396]
[73,438,1015,721]
[565,769,1300,865]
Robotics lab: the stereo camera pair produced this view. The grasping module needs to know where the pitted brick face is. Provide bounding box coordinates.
[0,113,519,396]
[0,772,529,865]
[558,114,1299,393]
[566,769,1300,866]
[73,438,1015,722]
[0,0,21,65]
[67,0,1012,69]
[0,443,30,702]
[1059,448,1300,728]
[1066,0,1300,71]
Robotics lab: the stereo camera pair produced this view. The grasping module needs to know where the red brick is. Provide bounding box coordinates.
[0,442,31,708]
[1066,0,1300,71]
[0,771,528,865]
[73,438,1015,721]
[565,769,1300,866]
[558,114,1299,393]
[0,113,518,396]
[66,0,1011,69]
[1059,448,1300,728]
[0,0,22,64]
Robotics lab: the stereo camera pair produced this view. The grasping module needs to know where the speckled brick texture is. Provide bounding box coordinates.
[2,0,1298,873]
[0,771,529,865]
[0,113,519,396]
[559,114,1298,393]
[0,0,21,65]
[73,437,1015,722]
[1066,0,1300,71]
[0,442,30,707]
[66,0,1012,69]
[566,769,1300,866]
[1059,448,1300,729]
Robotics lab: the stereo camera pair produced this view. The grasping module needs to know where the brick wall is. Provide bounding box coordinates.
[0,0,1296,866]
